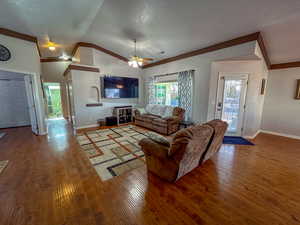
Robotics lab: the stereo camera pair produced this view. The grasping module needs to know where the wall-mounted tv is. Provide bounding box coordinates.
[101,76,139,98]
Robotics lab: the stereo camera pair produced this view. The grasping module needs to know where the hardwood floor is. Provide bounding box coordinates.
[0,119,300,225]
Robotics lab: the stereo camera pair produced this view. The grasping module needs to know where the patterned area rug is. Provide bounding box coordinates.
[0,160,9,175]
[77,125,158,181]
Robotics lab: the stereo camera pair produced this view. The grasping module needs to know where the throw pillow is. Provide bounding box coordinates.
[136,107,146,115]
[162,106,174,118]
[146,132,170,147]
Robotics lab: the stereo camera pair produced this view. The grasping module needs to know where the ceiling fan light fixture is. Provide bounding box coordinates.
[49,46,56,51]
[128,59,142,68]
[59,54,70,60]
[48,40,56,51]
[132,60,139,68]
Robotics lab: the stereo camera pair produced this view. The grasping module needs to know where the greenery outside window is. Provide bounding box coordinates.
[154,81,178,106]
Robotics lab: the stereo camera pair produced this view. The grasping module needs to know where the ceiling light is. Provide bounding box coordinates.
[59,54,69,61]
[128,59,141,68]
[49,46,56,51]
[47,40,56,51]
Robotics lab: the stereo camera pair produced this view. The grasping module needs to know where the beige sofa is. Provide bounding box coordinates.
[134,104,185,135]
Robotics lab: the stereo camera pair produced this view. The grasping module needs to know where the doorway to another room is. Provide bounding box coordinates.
[215,74,248,136]
[0,70,39,135]
[43,82,63,119]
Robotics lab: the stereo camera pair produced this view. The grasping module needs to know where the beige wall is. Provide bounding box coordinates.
[261,68,300,138]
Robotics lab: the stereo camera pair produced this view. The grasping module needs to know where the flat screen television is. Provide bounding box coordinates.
[101,76,139,98]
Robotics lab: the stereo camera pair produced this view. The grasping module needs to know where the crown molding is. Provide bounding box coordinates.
[71,42,128,62]
[63,64,100,77]
[0,27,41,57]
[40,57,72,63]
[270,61,300,70]
[257,33,271,69]
[4,26,300,71]
[0,27,37,43]
[142,32,263,69]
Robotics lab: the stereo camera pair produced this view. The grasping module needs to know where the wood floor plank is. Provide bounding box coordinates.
[0,119,300,225]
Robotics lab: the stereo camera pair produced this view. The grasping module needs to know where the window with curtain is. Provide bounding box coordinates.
[154,81,179,106]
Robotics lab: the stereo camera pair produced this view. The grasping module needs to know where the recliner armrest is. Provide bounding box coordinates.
[139,138,170,159]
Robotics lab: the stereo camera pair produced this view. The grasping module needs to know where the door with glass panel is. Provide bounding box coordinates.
[215,74,248,136]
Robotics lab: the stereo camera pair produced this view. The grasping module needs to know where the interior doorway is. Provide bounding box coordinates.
[215,74,248,136]
[0,70,39,134]
[44,82,63,119]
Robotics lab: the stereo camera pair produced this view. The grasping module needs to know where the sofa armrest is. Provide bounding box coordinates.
[134,109,141,116]
[163,116,181,122]
[139,138,170,159]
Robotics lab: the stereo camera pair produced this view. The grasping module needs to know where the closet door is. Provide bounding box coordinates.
[0,79,31,128]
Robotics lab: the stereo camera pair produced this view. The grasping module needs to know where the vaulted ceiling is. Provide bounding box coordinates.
[1,0,300,64]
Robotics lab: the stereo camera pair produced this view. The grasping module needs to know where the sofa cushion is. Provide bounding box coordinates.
[152,118,168,127]
[162,106,174,118]
[146,104,167,117]
[135,107,146,115]
[136,114,160,122]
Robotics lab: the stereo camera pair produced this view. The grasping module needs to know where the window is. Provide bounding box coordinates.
[154,81,178,106]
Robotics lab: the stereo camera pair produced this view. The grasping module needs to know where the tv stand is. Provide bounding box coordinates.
[113,106,133,125]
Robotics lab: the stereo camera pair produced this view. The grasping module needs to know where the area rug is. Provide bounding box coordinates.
[223,136,254,145]
[77,125,162,181]
[0,160,9,175]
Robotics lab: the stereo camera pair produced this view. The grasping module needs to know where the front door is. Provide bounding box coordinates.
[215,74,248,136]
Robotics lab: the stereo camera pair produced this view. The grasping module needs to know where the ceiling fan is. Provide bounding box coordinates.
[128,39,154,68]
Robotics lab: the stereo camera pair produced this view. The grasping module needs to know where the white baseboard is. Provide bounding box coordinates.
[76,124,99,130]
[260,130,300,140]
[243,130,261,139]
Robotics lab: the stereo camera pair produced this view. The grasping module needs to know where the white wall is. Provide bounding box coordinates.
[261,68,300,138]
[142,41,256,123]
[0,35,46,135]
[70,47,143,129]
[0,35,40,74]
[208,59,268,137]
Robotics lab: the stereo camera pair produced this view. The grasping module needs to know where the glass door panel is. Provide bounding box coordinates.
[215,74,248,136]
[221,80,242,133]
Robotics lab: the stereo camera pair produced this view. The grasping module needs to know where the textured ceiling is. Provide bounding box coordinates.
[1,0,300,64]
